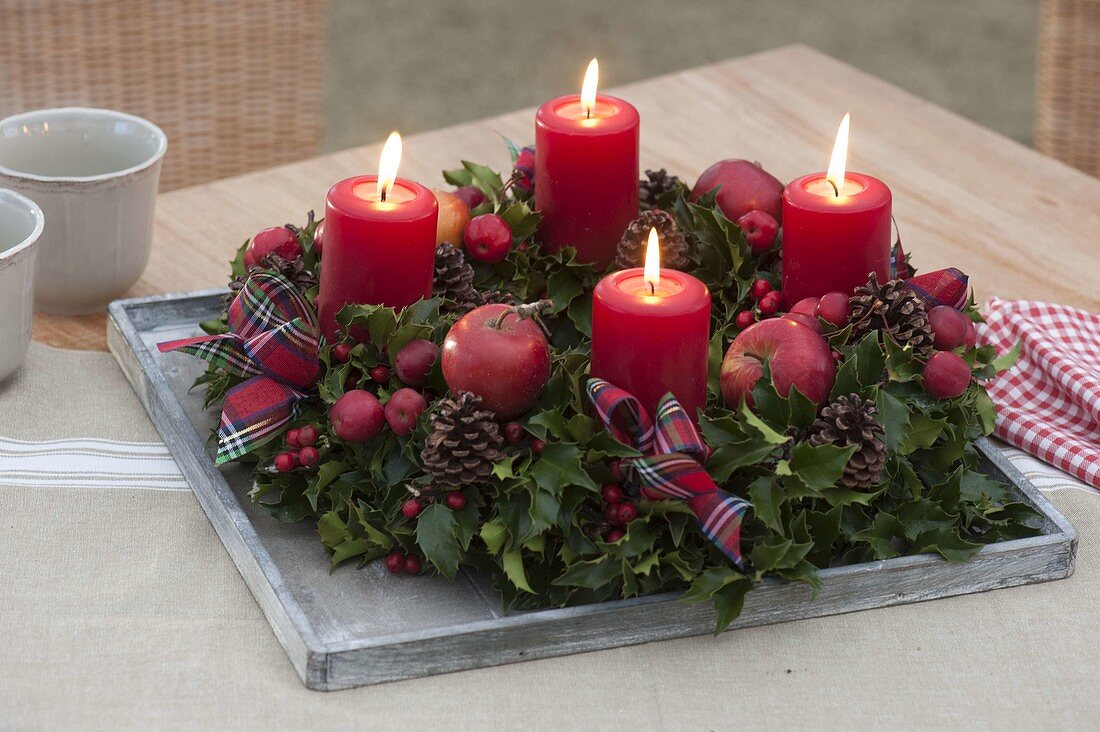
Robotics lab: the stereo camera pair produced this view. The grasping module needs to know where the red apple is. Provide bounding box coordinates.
[244,225,301,269]
[922,351,971,399]
[385,387,428,436]
[789,297,820,318]
[737,210,779,253]
[782,312,823,333]
[330,390,385,442]
[691,159,784,222]
[395,339,438,387]
[928,305,970,351]
[720,318,836,407]
[442,303,551,419]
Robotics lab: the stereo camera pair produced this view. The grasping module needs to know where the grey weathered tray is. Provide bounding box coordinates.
[108,289,1077,691]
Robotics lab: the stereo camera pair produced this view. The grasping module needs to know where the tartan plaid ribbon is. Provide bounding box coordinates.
[586,378,749,567]
[893,241,969,310]
[158,272,320,464]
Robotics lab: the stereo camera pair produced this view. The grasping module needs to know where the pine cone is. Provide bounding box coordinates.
[433,243,481,312]
[228,255,317,300]
[614,209,690,271]
[849,272,935,357]
[639,168,683,211]
[807,394,886,490]
[420,391,505,487]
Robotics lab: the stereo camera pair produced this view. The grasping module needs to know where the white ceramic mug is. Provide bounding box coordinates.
[0,189,45,382]
[0,108,167,314]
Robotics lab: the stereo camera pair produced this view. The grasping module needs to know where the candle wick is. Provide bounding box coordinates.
[648,282,655,296]
[380,188,387,202]
[586,107,591,120]
[827,179,839,197]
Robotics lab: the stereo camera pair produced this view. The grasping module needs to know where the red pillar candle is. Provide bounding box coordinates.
[780,114,891,306]
[591,229,711,419]
[318,133,438,340]
[536,59,639,271]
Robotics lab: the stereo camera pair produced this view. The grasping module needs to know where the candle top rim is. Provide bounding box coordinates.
[327,175,437,220]
[536,93,639,134]
[595,267,710,316]
[783,171,891,212]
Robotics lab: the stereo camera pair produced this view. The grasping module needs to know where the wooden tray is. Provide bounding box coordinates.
[107,289,1078,691]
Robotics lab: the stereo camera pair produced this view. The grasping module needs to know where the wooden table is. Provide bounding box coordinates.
[34,45,1100,351]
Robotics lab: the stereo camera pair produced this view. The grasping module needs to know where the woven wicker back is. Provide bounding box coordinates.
[0,0,326,191]
[1036,0,1100,177]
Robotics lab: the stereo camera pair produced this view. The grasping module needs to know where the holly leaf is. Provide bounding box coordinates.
[875,389,911,452]
[898,413,949,455]
[531,442,597,496]
[789,442,858,490]
[502,548,534,593]
[416,504,461,580]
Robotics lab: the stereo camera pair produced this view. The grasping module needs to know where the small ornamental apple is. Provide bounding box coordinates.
[464,213,512,263]
[312,220,325,258]
[815,291,851,327]
[789,297,820,318]
[720,318,836,408]
[928,305,971,351]
[330,390,385,442]
[432,188,471,246]
[244,225,301,269]
[442,301,553,420]
[964,320,978,349]
[922,351,971,399]
[691,159,784,222]
[395,339,438,387]
[452,185,487,211]
[385,387,428,436]
[782,312,823,333]
[737,210,779,253]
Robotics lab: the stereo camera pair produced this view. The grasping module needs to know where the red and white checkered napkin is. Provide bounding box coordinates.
[979,298,1100,490]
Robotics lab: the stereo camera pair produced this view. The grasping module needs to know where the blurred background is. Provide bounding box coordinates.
[3,0,1095,190]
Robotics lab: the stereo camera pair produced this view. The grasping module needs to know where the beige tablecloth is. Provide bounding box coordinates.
[2,343,1097,730]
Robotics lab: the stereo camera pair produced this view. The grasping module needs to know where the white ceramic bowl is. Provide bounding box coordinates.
[0,108,167,314]
[0,189,45,382]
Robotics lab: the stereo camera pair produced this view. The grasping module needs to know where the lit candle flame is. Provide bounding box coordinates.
[825,112,849,196]
[377,131,402,201]
[643,227,660,294]
[581,58,599,119]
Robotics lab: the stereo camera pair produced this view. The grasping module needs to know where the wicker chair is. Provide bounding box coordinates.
[1036,0,1100,177]
[0,0,327,190]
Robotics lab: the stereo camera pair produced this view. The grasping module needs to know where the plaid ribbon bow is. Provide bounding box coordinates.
[893,241,969,310]
[586,378,750,567]
[158,272,320,464]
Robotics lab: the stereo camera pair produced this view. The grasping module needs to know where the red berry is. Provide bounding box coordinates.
[332,342,353,363]
[298,446,320,467]
[344,368,361,391]
[330,390,385,442]
[609,460,623,482]
[758,291,781,316]
[750,279,773,301]
[922,351,972,399]
[445,492,467,510]
[503,421,525,444]
[815,291,851,327]
[297,424,318,447]
[286,428,301,448]
[735,310,756,329]
[737,210,780,253]
[401,498,423,519]
[245,226,301,269]
[464,213,512,263]
[601,483,624,504]
[604,504,622,525]
[616,502,638,524]
[312,220,325,258]
[274,452,296,473]
[452,185,487,210]
[394,339,438,387]
[385,551,405,574]
[404,555,422,575]
[928,305,971,351]
[604,528,626,543]
[531,438,545,455]
[831,349,843,363]
[370,364,391,384]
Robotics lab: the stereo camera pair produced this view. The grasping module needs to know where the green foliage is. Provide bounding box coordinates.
[193,162,1037,635]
